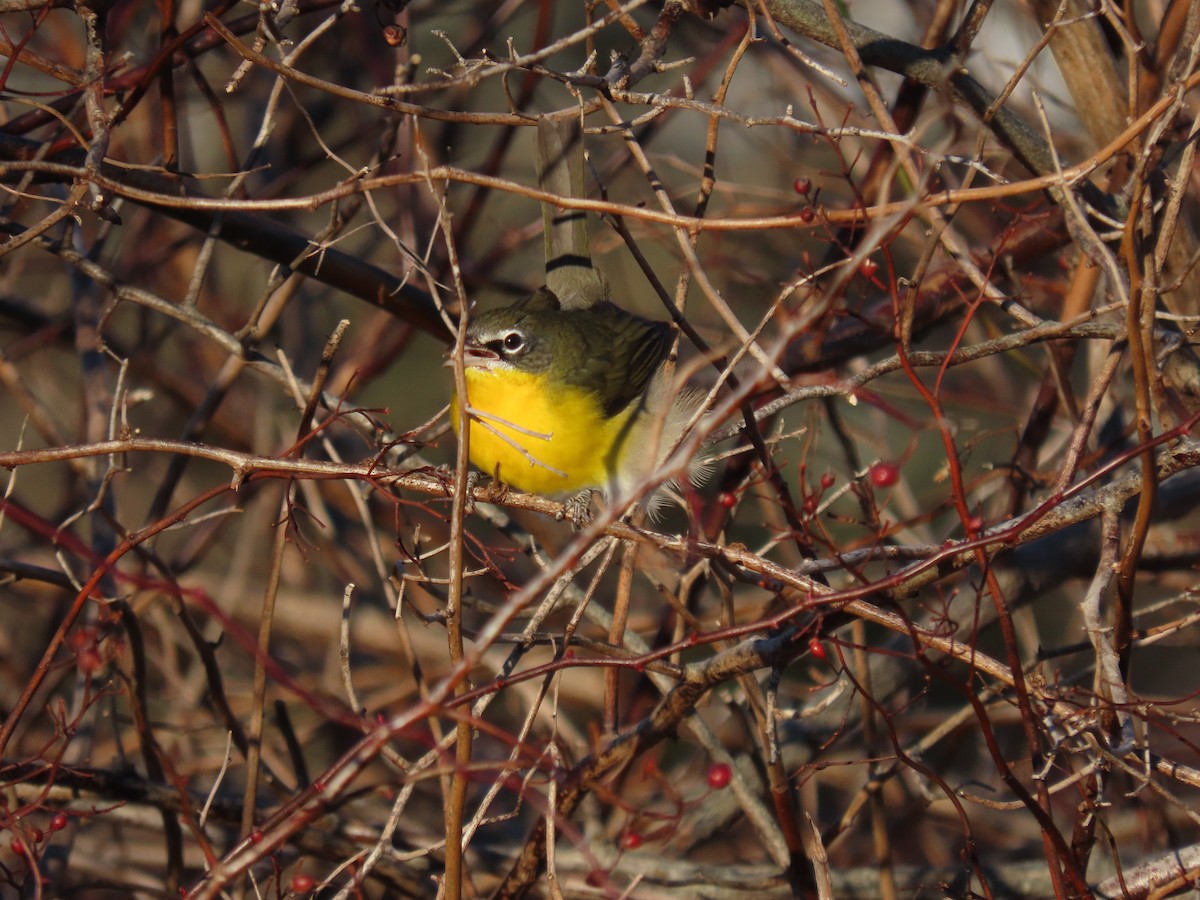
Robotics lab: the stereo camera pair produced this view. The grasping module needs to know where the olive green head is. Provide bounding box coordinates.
[462,288,675,417]
[463,289,567,378]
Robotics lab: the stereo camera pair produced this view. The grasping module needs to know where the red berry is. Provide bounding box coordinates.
[869,462,899,488]
[718,491,737,509]
[860,258,878,277]
[77,648,104,674]
[49,813,68,832]
[799,205,814,223]
[10,838,25,855]
[820,472,835,490]
[65,627,92,651]
[707,762,732,789]
[793,176,812,195]
[619,830,643,850]
[808,637,827,660]
[250,829,264,843]
[290,873,315,893]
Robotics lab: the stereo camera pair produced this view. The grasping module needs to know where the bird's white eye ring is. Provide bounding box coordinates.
[502,331,525,353]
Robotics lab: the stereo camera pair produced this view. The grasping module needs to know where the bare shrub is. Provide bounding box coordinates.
[1,1,1199,897]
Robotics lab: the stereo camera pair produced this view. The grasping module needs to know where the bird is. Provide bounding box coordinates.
[450,287,701,507]
[448,117,704,512]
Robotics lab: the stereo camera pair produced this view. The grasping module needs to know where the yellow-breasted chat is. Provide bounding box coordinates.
[448,116,703,509]
[449,287,698,504]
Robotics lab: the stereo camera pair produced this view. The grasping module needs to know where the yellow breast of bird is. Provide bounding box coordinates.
[451,367,639,496]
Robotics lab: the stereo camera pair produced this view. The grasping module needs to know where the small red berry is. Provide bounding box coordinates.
[799,205,814,223]
[290,873,315,893]
[29,828,43,844]
[65,627,92,652]
[619,831,644,850]
[793,176,812,195]
[860,258,878,277]
[718,491,737,509]
[77,648,104,674]
[869,462,899,488]
[707,762,733,790]
[49,813,68,832]
[10,838,25,855]
[808,637,827,660]
[250,829,264,843]
[820,472,835,490]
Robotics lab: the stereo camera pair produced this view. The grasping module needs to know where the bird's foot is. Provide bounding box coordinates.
[558,490,594,528]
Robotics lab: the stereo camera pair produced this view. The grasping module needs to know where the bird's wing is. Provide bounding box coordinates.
[574,303,674,417]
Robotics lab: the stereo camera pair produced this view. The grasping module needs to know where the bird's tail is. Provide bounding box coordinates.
[535,116,608,310]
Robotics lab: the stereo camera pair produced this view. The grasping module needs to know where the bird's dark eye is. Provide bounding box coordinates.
[501,331,525,353]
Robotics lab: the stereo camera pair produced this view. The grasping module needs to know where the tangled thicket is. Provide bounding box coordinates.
[1,1,1200,897]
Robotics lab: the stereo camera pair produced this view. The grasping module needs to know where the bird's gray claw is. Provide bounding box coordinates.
[469,471,484,511]
[558,490,593,528]
[452,469,479,513]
